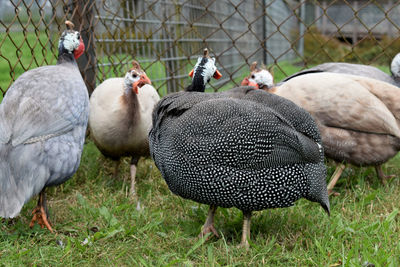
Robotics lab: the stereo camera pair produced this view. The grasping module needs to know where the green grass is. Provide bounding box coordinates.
[1,141,400,266]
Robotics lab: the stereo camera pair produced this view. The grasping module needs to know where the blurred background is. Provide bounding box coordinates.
[0,0,399,96]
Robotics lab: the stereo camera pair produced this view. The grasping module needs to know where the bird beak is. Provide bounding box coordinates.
[133,74,152,94]
[213,70,222,80]
[248,80,259,88]
[189,69,194,78]
[139,74,152,86]
[73,37,85,59]
[241,78,258,89]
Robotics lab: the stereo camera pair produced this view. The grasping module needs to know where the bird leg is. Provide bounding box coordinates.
[327,163,346,195]
[29,189,53,232]
[130,157,141,210]
[375,165,395,185]
[199,205,219,239]
[112,160,121,178]
[240,211,252,249]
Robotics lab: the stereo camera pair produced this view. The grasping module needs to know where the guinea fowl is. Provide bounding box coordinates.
[276,73,400,193]
[0,21,89,231]
[149,49,330,248]
[89,60,159,206]
[241,61,274,91]
[280,53,400,87]
[243,63,400,192]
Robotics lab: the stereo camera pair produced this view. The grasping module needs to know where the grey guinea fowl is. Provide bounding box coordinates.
[280,53,400,87]
[0,21,89,231]
[149,49,330,248]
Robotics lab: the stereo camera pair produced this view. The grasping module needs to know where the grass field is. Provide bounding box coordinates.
[1,142,399,266]
[1,32,400,266]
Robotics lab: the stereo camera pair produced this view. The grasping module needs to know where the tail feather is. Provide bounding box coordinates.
[304,161,330,216]
[0,144,48,218]
[0,161,25,218]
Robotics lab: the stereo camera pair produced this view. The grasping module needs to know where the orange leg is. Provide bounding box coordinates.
[29,190,53,232]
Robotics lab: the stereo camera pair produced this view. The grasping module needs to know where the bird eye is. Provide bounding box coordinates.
[251,75,255,79]
[77,33,80,39]
[132,74,138,78]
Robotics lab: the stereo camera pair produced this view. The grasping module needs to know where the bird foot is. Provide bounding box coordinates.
[29,205,53,232]
[375,166,396,185]
[198,224,219,240]
[328,190,340,196]
[237,239,250,250]
[128,193,143,211]
[380,174,396,185]
[135,200,142,211]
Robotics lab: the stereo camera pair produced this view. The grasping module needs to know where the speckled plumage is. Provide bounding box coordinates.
[149,86,330,213]
[0,34,89,218]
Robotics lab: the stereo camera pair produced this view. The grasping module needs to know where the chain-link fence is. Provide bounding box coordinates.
[1,0,399,97]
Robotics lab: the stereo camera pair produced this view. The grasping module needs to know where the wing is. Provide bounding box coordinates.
[0,65,88,146]
[281,62,395,85]
[352,76,400,122]
[222,87,322,144]
[154,95,321,170]
[276,73,400,138]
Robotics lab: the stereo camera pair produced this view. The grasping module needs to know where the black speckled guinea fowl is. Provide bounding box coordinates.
[149,49,330,248]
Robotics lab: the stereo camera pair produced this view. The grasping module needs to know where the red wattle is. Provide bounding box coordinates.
[74,38,85,59]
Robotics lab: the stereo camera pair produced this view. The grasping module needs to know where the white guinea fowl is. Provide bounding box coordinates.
[89,60,160,207]
[242,62,400,193]
[0,21,89,231]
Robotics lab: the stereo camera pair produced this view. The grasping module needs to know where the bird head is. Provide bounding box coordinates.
[390,53,400,81]
[241,62,274,91]
[240,77,258,88]
[187,48,222,92]
[124,60,152,94]
[58,21,85,59]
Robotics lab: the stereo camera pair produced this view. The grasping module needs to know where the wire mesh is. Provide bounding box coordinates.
[0,0,399,97]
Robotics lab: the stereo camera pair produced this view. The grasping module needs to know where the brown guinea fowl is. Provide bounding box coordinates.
[276,73,400,192]
[89,61,160,207]
[242,63,400,193]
